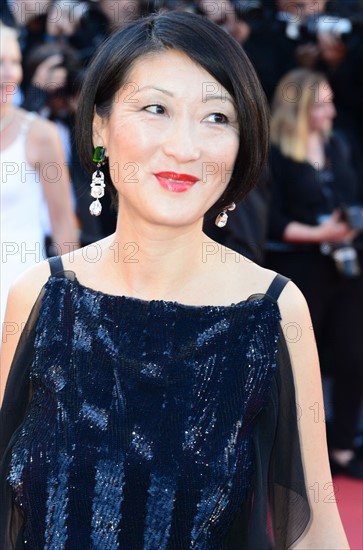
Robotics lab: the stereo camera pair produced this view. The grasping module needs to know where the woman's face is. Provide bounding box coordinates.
[308,82,336,135]
[0,33,22,102]
[94,49,240,228]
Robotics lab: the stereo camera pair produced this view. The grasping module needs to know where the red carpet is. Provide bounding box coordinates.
[334,475,363,549]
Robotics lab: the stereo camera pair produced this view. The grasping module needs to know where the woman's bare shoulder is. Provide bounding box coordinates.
[26,111,58,139]
[2,239,104,343]
[6,261,50,321]
[6,260,52,311]
[1,261,52,405]
[25,112,62,159]
[240,258,309,319]
[276,278,309,317]
[216,243,304,303]
[216,246,281,298]
[3,238,96,317]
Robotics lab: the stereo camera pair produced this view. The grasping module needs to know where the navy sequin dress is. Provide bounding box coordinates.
[0,257,310,549]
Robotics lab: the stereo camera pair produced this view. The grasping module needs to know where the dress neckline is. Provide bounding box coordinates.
[48,272,267,311]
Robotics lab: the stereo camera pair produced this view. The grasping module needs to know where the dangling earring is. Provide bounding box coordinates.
[215,202,236,227]
[89,146,107,216]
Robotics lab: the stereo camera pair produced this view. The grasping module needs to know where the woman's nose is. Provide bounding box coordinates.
[162,115,202,162]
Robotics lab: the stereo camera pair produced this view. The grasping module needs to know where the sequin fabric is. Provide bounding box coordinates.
[8,276,282,549]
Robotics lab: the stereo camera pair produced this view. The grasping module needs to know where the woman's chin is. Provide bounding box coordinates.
[140,208,204,229]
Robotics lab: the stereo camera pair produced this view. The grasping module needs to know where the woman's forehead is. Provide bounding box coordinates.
[116,49,234,103]
[125,50,210,82]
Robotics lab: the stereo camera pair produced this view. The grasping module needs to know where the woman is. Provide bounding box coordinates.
[0,24,79,330]
[265,68,363,479]
[0,13,348,549]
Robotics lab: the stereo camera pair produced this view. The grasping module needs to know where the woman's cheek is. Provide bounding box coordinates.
[211,137,238,168]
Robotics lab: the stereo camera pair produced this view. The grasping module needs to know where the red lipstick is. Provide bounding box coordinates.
[154,171,199,193]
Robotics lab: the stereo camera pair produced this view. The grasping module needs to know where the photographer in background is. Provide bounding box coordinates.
[21,42,79,112]
[243,0,329,102]
[311,11,363,182]
[45,0,143,64]
[195,0,251,43]
[244,0,363,179]
[264,69,363,479]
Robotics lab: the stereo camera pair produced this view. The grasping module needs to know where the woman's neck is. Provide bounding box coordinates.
[103,213,216,302]
[306,132,326,169]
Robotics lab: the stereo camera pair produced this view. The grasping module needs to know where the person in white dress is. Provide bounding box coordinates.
[0,24,79,334]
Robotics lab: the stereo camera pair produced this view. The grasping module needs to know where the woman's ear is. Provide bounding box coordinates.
[92,110,108,149]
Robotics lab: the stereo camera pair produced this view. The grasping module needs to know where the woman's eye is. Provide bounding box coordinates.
[205,113,229,124]
[143,104,165,115]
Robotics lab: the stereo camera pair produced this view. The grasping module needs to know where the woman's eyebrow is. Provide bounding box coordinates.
[136,85,235,105]
[203,95,235,105]
[137,85,173,96]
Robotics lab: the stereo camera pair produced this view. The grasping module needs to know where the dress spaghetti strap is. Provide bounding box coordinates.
[265,273,290,302]
[48,256,65,277]
[19,111,36,136]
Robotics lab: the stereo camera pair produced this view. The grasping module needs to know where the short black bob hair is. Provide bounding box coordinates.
[76,10,269,219]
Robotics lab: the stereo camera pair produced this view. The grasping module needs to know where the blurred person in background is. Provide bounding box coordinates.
[1,0,143,70]
[0,24,79,330]
[243,0,329,102]
[265,68,363,478]
[2,0,53,77]
[21,41,80,112]
[305,5,363,181]
[45,0,143,64]
[195,0,251,42]
[20,42,109,244]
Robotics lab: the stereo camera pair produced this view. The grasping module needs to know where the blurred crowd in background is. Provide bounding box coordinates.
[1,0,363,247]
[1,0,363,477]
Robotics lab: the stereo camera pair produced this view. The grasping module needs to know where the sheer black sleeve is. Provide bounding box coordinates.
[0,286,47,549]
[0,269,77,549]
[253,321,311,550]
[267,324,312,548]
[224,304,311,550]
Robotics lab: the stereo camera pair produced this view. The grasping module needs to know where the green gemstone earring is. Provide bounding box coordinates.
[90,146,107,216]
